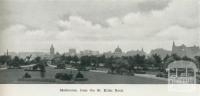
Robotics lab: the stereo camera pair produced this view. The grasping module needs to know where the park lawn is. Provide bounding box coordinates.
[0,67,167,84]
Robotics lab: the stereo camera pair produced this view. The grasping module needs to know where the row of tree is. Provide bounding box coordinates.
[0,54,200,72]
[51,54,200,72]
[0,55,45,68]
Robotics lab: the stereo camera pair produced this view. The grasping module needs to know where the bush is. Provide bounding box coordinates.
[75,71,84,78]
[60,74,71,80]
[23,73,31,78]
[55,73,63,79]
[56,64,65,69]
[33,65,39,70]
[55,73,72,81]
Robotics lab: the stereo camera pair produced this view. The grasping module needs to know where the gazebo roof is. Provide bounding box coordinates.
[167,60,198,71]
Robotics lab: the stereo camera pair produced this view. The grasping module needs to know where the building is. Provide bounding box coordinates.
[150,48,171,59]
[172,42,200,58]
[103,51,113,58]
[50,44,55,56]
[104,46,145,57]
[80,50,100,56]
[69,48,76,56]
[113,46,124,57]
[126,49,146,56]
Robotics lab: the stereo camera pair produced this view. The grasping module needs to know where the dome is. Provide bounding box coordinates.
[114,46,122,53]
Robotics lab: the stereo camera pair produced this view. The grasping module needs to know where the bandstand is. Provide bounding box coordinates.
[167,60,198,84]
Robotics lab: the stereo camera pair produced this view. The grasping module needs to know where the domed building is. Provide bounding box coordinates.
[113,46,123,57]
[114,46,122,53]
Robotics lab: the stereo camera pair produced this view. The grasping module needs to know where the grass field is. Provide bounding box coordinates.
[0,67,168,84]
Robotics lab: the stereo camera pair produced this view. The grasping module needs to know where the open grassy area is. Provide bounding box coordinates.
[0,67,169,84]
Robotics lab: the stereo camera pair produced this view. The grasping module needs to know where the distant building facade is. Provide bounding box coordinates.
[80,50,100,56]
[113,46,123,57]
[172,42,200,58]
[103,51,113,58]
[126,49,146,56]
[150,48,171,59]
[104,46,145,57]
[68,48,76,56]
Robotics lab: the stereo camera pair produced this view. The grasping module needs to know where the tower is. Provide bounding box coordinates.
[172,41,176,54]
[50,44,55,56]
[173,41,175,47]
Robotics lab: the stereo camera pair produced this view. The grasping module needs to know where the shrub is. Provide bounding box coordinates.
[23,73,31,78]
[56,64,65,69]
[75,71,84,78]
[55,73,72,81]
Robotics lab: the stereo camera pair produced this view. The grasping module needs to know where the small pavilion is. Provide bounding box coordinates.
[167,60,198,84]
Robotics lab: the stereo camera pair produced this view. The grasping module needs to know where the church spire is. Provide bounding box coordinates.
[172,41,176,53]
[173,41,175,47]
[50,44,55,55]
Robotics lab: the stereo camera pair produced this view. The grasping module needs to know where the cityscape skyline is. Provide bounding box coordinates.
[2,41,200,56]
[1,41,200,54]
[0,42,182,54]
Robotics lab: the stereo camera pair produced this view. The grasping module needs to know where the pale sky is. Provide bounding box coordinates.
[0,0,199,53]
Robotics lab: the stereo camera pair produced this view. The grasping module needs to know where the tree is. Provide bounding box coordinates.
[11,56,23,67]
[34,56,41,64]
[182,56,193,61]
[152,54,163,71]
[163,54,170,63]
[25,55,32,65]
[134,54,146,70]
[80,56,91,67]
[99,55,106,64]
[90,56,98,68]
[194,56,200,71]
[60,55,67,64]
[146,56,155,70]
[163,54,170,69]
[73,55,79,64]
[171,54,181,60]
[105,56,115,73]
[69,55,79,68]
[0,55,11,65]
[114,58,129,74]
[127,56,135,72]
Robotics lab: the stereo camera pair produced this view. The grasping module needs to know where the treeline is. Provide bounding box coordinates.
[0,54,200,72]
[0,55,46,68]
[51,54,200,72]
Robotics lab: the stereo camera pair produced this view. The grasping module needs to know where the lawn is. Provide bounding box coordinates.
[0,67,168,84]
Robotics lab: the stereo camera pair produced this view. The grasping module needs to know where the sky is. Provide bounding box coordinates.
[0,0,199,53]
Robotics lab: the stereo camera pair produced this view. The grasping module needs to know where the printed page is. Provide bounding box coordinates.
[0,0,199,96]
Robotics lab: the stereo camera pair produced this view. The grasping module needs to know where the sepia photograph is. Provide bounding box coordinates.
[0,0,199,85]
